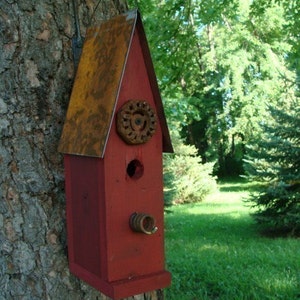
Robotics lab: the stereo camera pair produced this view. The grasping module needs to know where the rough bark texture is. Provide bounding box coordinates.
[0,1,161,299]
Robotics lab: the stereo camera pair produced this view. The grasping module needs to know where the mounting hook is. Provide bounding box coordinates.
[71,0,84,70]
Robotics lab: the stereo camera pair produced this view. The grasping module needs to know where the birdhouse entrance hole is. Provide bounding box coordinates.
[127,159,144,179]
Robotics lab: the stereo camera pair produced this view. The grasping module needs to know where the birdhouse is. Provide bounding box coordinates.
[58,9,172,300]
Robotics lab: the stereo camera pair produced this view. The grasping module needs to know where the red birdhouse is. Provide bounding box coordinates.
[58,10,172,300]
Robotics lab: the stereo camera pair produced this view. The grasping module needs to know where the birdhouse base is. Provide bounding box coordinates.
[70,263,171,300]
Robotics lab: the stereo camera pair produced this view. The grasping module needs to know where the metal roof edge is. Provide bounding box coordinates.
[101,10,138,158]
[135,11,174,153]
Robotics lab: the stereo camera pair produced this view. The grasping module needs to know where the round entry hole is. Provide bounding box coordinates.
[127,159,144,179]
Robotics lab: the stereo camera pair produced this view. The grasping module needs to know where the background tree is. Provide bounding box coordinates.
[129,0,296,177]
[250,0,300,75]
[0,1,161,299]
[244,102,300,236]
[163,130,216,206]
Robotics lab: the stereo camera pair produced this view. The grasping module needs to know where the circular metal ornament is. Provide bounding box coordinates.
[116,100,157,145]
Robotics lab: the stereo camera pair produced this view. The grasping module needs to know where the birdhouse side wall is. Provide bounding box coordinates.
[64,155,107,279]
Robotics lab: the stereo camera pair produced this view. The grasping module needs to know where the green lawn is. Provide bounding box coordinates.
[164,180,300,300]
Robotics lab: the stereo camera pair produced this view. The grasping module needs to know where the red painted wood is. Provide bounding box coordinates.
[104,29,166,282]
[65,155,106,277]
[63,25,171,299]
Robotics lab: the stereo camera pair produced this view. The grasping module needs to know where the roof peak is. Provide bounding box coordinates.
[58,10,173,157]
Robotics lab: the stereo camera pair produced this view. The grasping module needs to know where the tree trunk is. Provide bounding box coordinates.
[0,1,162,299]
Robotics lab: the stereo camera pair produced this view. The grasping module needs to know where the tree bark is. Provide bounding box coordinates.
[0,1,161,299]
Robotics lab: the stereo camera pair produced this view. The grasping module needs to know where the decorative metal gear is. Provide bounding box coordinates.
[117,100,157,145]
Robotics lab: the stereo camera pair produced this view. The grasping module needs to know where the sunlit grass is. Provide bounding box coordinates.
[164,180,300,299]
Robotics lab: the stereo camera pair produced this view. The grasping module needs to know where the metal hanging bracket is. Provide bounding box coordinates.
[71,0,84,70]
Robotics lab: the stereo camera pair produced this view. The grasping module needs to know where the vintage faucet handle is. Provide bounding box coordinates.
[129,212,158,235]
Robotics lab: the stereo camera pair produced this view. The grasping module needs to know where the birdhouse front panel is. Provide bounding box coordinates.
[58,9,172,300]
[102,22,168,284]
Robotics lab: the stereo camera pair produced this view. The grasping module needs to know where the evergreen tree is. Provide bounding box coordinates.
[245,101,300,235]
[163,130,217,205]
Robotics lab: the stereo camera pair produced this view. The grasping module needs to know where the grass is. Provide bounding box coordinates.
[164,180,300,300]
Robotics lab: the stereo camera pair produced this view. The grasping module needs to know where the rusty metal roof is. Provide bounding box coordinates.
[58,9,173,157]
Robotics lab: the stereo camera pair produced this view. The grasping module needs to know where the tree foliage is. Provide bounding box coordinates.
[129,0,298,177]
[163,130,217,205]
[250,0,300,74]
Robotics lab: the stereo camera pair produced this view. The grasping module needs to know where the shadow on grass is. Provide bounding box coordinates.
[258,225,300,238]
[218,180,265,193]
